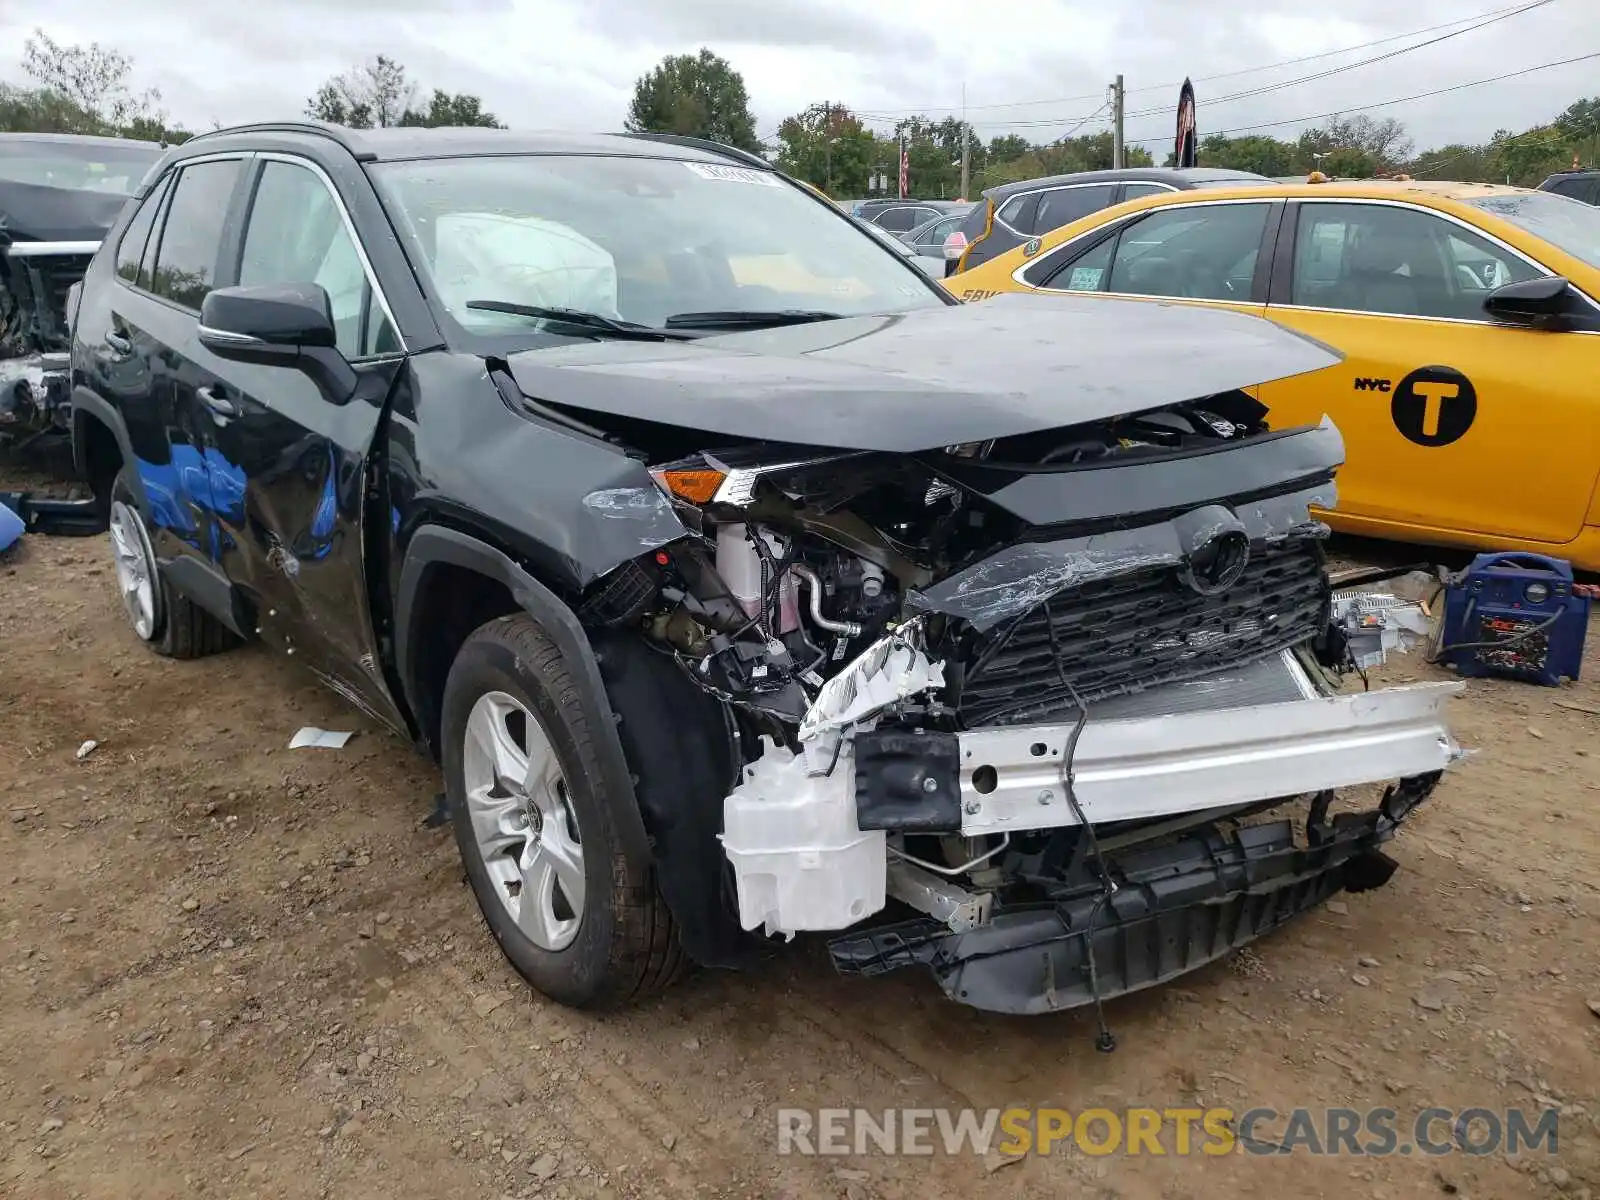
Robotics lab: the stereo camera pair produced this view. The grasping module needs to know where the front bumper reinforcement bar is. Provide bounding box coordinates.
[955,682,1463,837]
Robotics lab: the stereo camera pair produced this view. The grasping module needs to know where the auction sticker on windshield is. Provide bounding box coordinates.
[685,162,780,186]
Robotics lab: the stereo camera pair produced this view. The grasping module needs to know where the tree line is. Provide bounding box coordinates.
[1,32,1595,194]
[0,29,503,142]
[627,49,1600,195]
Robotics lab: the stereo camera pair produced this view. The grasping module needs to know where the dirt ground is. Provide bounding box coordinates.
[3,473,1599,1198]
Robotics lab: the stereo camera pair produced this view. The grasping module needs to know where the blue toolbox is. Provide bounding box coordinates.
[1437,553,1593,686]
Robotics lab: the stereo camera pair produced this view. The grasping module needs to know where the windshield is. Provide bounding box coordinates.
[0,138,162,194]
[367,153,947,344]
[1466,191,1600,270]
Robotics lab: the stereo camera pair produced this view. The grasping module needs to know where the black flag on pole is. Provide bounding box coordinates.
[1175,78,1197,168]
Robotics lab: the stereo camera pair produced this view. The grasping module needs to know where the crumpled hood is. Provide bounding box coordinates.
[507,292,1343,453]
[0,179,128,245]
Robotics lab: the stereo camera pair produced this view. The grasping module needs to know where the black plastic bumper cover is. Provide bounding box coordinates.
[828,772,1440,1016]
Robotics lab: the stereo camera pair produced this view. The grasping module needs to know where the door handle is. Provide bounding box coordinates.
[104,330,132,356]
[196,385,240,419]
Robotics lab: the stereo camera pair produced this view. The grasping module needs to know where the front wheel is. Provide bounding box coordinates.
[107,467,235,659]
[441,614,685,1008]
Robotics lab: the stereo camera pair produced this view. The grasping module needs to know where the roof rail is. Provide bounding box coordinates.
[179,120,376,161]
[619,132,770,170]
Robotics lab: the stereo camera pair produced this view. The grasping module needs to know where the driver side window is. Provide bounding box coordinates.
[238,160,396,358]
[1035,203,1269,300]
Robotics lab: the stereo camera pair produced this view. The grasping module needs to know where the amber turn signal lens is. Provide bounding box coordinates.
[657,467,725,505]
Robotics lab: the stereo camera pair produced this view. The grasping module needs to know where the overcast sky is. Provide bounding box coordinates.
[0,0,1593,155]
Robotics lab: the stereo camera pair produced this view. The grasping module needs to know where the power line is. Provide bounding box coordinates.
[877,0,1548,135]
[849,1,1539,117]
[1118,0,1555,120]
[1123,49,1600,143]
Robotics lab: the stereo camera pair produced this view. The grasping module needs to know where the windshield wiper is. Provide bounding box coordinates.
[464,300,692,340]
[663,309,845,330]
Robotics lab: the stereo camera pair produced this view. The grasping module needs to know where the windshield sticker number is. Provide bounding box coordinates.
[685,162,781,187]
[1067,267,1104,291]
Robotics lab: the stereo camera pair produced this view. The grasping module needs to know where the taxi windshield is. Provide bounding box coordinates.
[368,152,947,346]
[1466,191,1600,270]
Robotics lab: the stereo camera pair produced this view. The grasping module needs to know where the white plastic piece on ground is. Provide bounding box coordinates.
[720,736,886,938]
[75,739,98,760]
[1331,590,1434,670]
[797,625,946,745]
[957,681,1465,837]
[289,727,354,750]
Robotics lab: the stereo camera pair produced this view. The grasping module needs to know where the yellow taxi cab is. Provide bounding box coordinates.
[944,178,1600,569]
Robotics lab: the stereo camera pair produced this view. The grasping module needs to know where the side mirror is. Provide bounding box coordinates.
[198,283,357,402]
[1483,275,1571,330]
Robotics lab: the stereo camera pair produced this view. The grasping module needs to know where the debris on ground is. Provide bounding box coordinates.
[1330,588,1435,669]
[289,727,355,750]
[75,739,98,760]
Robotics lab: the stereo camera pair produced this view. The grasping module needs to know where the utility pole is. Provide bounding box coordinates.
[1111,74,1125,169]
[959,81,970,200]
[821,102,833,195]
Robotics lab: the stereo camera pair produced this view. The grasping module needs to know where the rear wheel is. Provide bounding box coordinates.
[442,614,684,1008]
[107,467,236,659]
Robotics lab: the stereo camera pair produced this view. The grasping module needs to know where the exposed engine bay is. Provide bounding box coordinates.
[0,237,81,445]
[568,387,1465,1017]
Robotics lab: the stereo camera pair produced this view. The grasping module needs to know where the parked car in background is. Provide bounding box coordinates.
[71,121,1460,1019]
[947,166,1276,277]
[0,132,163,450]
[863,199,969,234]
[946,177,1600,569]
[1538,168,1600,205]
[855,216,942,277]
[900,208,972,273]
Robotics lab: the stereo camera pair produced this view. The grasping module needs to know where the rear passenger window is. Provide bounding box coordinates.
[996,193,1036,231]
[1033,185,1116,235]
[149,159,241,310]
[115,175,168,288]
[1105,203,1269,300]
[1121,183,1170,202]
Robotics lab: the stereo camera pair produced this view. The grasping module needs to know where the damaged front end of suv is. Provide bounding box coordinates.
[524,294,1464,1017]
[0,134,162,449]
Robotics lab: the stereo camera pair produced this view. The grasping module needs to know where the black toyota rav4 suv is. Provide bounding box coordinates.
[70,121,1461,1017]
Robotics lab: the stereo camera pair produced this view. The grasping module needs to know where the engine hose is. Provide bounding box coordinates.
[788,565,863,637]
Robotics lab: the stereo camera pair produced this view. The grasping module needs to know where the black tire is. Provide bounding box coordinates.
[109,467,237,660]
[441,613,685,1009]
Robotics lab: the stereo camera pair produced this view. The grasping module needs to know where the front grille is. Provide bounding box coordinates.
[956,538,1329,727]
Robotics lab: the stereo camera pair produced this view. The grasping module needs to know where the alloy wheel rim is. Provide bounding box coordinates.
[108,499,157,641]
[461,690,586,952]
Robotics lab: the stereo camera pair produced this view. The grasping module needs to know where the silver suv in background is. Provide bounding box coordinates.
[947,166,1276,277]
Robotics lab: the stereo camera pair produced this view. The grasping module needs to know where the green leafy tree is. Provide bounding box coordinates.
[624,49,759,151]
[398,88,504,128]
[775,103,874,195]
[1489,125,1574,186]
[0,83,95,133]
[20,28,166,134]
[306,55,415,129]
[1198,134,1294,177]
[1409,142,1496,182]
[986,134,1032,164]
[972,131,1149,192]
